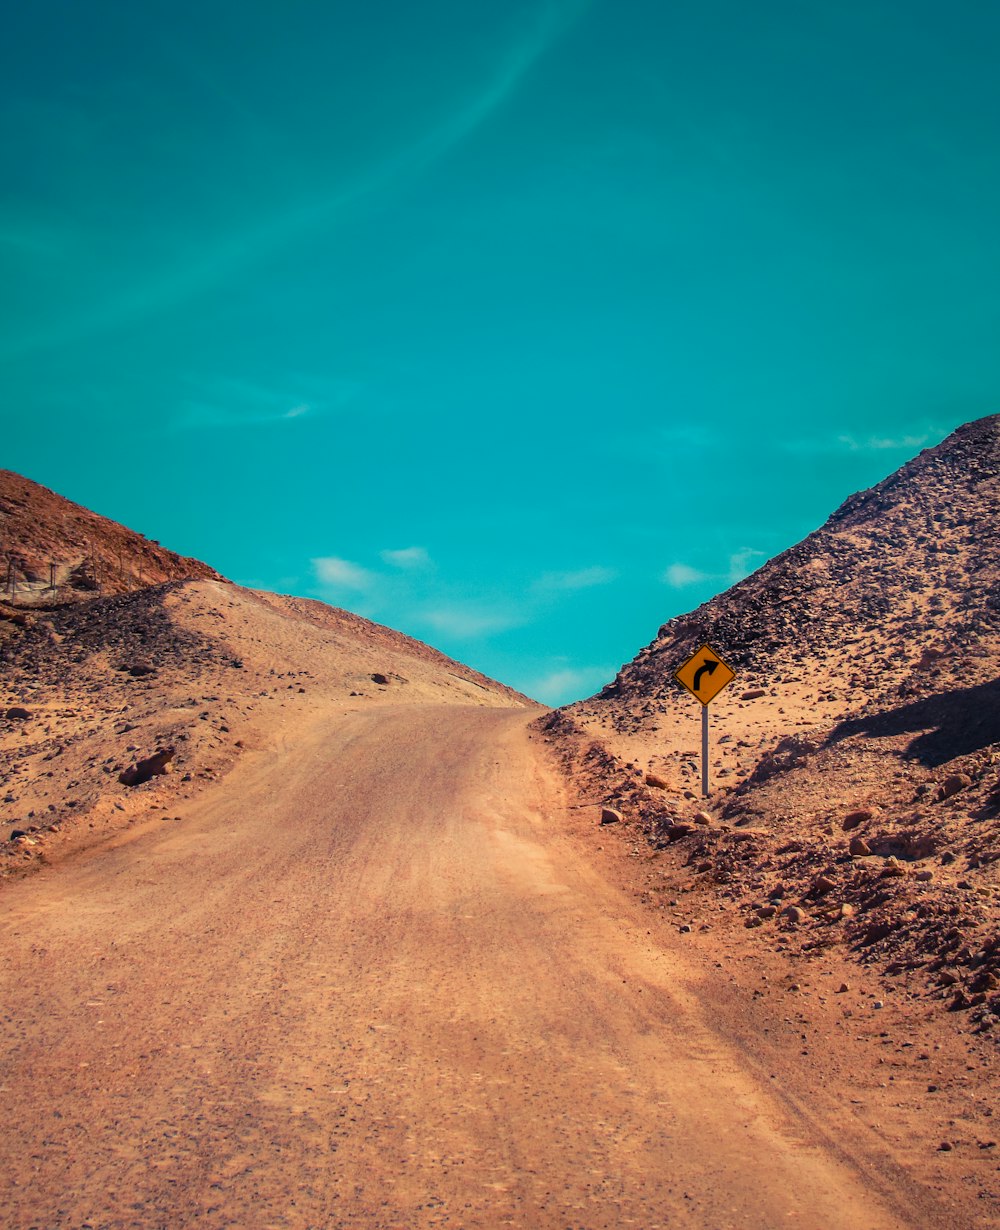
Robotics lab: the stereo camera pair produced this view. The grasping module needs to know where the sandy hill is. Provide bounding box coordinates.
[544,414,1000,1032]
[0,481,534,878]
[0,470,221,602]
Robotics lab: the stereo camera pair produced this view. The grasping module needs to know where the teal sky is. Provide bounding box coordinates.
[3,2,998,703]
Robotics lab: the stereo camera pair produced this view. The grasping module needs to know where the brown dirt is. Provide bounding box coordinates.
[0,703,975,1229]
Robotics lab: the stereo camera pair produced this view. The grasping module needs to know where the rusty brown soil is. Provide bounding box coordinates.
[0,703,957,1230]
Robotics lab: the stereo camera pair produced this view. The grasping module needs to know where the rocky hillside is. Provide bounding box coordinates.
[544,415,1000,1036]
[593,413,998,725]
[0,476,534,880]
[0,470,221,602]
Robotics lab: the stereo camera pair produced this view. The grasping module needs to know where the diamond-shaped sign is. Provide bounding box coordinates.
[674,643,736,705]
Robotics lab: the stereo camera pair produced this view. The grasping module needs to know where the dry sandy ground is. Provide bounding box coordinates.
[0,700,991,1229]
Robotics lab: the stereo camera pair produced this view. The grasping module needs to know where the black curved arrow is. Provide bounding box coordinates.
[692,659,718,692]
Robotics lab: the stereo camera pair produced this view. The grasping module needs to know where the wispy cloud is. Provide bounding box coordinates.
[170,375,358,431]
[0,1,590,363]
[381,546,432,570]
[780,429,936,456]
[664,547,768,590]
[312,557,377,591]
[534,565,616,592]
[726,547,767,582]
[836,433,929,452]
[526,663,615,705]
[311,551,524,641]
[663,563,708,587]
[420,605,526,639]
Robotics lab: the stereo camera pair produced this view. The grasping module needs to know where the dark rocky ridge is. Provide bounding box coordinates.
[591,414,998,713]
[0,470,221,603]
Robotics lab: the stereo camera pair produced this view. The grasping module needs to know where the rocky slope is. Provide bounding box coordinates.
[543,414,1000,1036]
[0,470,221,602]
[0,478,534,879]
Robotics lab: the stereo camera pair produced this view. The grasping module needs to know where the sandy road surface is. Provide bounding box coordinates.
[1,705,922,1229]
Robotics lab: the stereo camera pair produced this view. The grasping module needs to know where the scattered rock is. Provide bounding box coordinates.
[843,808,874,831]
[812,874,837,895]
[880,856,907,878]
[371,673,390,686]
[692,811,712,826]
[666,822,697,841]
[4,706,31,720]
[938,773,972,802]
[600,807,622,826]
[645,772,670,789]
[869,830,938,860]
[119,747,176,787]
[757,904,778,919]
[849,836,872,857]
[741,688,767,700]
[782,905,808,925]
[836,983,850,993]
[124,663,156,677]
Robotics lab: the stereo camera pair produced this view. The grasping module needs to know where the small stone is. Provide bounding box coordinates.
[783,905,808,925]
[938,773,972,802]
[880,856,907,878]
[757,904,778,919]
[873,1000,884,1009]
[600,807,622,826]
[692,810,712,826]
[4,706,30,720]
[679,924,692,933]
[836,983,850,993]
[813,874,837,894]
[645,772,670,789]
[938,1141,953,1152]
[849,836,872,857]
[915,870,934,882]
[371,673,390,686]
[740,689,767,701]
[843,808,873,831]
[837,903,856,920]
[666,823,697,841]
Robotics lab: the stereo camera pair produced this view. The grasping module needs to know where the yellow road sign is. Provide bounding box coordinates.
[674,643,735,705]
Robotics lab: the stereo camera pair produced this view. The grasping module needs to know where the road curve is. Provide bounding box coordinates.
[0,705,912,1229]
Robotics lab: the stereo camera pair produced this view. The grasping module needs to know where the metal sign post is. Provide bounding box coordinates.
[675,643,736,799]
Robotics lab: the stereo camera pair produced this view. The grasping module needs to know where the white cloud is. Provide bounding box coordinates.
[535,565,617,592]
[312,557,376,591]
[171,375,358,431]
[527,664,615,706]
[727,547,767,582]
[837,433,929,452]
[381,546,432,570]
[420,605,525,639]
[780,430,936,456]
[663,563,709,587]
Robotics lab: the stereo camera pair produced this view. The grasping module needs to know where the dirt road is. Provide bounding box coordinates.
[0,706,929,1228]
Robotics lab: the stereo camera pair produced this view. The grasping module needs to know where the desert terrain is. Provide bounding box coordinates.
[0,424,997,1228]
